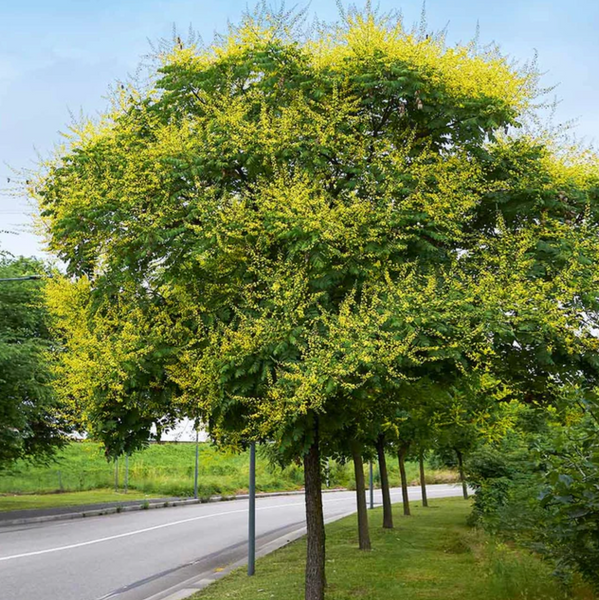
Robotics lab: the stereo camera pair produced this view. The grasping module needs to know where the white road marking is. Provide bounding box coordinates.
[0,494,351,563]
[0,487,458,563]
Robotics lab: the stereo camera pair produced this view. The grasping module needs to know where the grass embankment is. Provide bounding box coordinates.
[0,441,457,503]
[192,498,596,600]
[0,489,153,512]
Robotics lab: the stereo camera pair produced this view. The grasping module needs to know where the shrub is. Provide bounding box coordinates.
[537,414,599,590]
[469,406,599,591]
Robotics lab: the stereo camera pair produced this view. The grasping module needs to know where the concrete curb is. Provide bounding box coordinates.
[0,488,348,528]
[142,508,358,600]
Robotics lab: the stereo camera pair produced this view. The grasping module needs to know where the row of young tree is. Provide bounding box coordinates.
[12,5,599,599]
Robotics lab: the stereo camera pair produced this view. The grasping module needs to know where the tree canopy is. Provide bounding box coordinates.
[35,6,599,599]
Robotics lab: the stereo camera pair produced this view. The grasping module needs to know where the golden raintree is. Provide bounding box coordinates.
[37,6,599,599]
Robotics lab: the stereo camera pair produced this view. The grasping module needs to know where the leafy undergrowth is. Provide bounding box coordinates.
[192,498,596,600]
[0,489,154,512]
[0,441,457,498]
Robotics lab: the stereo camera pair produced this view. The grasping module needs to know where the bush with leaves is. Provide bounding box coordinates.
[536,406,599,589]
[467,432,544,537]
[468,401,599,591]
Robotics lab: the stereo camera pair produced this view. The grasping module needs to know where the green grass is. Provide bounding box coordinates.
[191,498,596,600]
[0,489,156,512]
[0,441,457,500]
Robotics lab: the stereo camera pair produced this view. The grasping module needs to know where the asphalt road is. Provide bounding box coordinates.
[0,484,465,600]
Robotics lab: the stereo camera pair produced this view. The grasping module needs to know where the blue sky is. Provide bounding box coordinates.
[1,0,598,258]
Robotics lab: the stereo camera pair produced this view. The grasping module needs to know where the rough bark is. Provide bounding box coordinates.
[351,443,371,550]
[456,449,469,500]
[375,434,393,529]
[304,427,326,600]
[398,445,411,516]
[419,448,428,507]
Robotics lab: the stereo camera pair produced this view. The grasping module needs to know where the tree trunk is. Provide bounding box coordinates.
[419,448,428,508]
[304,426,326,600]
[375,434,393,529]
[456,449,469,500]
[398,445,411,516]
[351,443,371,551]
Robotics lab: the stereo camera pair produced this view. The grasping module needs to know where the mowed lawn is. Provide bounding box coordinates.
[0,489,154,512]
[192,498,596,600]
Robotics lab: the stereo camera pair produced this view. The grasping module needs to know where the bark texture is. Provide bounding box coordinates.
[456,449,469,500]
[419,448,428,508]
[375,434,394,529]
[351,443,371,551]
[398,445,411,516]
[304,428,326,600]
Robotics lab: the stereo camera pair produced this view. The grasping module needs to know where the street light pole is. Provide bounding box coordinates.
[0,275,45,282]
[124,454,129,494]
[248,442,256,576]
[194,428,199,500]
[369,460,374,510]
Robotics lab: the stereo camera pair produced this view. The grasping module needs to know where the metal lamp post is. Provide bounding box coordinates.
[248,442,256,576]
[369,461,374,509]
[0,275,45,282]
[194,428,199,500]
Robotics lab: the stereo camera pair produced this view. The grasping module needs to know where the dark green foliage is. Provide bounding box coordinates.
[469,403,599,591]
[467,436,543,536]
[537,410,599,589]
[0,254,67,468]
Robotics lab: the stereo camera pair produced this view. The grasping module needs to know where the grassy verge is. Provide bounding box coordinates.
[191,498,596,600]
[0,489,156,512]
[0,441,457,498]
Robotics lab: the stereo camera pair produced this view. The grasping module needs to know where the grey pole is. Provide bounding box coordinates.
[194,429,199,500]
[114,457,119,492]
[0,275,44,282]
[124,454,129,494]
[369,460,374,509]
[248,442,256,576]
